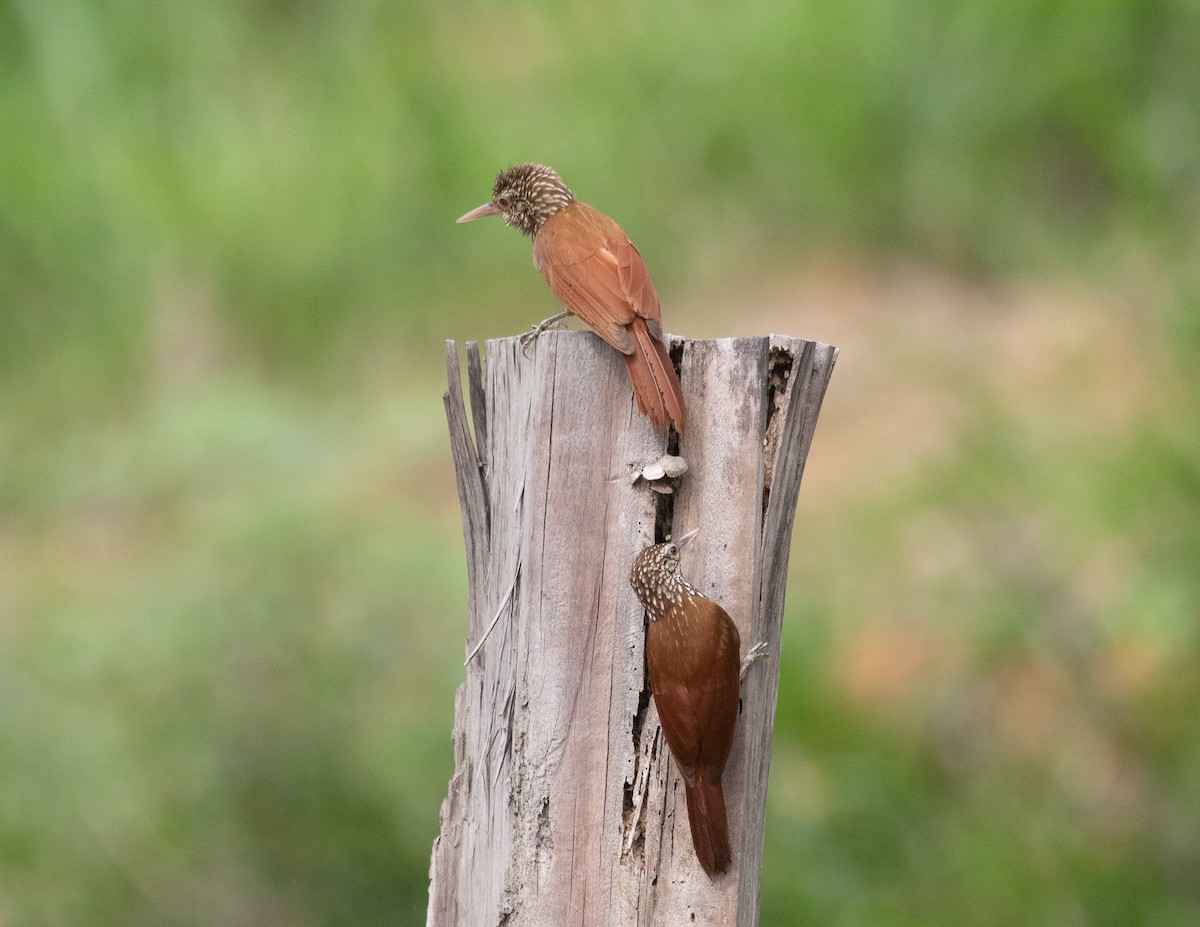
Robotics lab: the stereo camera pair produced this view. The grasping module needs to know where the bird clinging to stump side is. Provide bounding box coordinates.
[630,530,746,877]
[457,163,687,435]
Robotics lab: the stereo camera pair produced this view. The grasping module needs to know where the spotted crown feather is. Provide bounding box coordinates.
[491,163,575,237]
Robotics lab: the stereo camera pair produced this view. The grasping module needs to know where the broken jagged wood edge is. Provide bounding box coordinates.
[430,332,837,927]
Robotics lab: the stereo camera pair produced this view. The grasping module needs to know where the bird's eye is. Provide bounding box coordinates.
[497,195,510,209]
[667,544,677,557]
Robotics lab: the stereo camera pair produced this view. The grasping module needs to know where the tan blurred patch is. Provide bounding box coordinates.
[1055,723,1148,840]
[147,259,234,391]
[987,656,1071,760]
[1067,541,1138,619]
[833,623,966,712]
[680,255,1159,509]
[985,279,1156,431]
[33,498,157,602]
[979,654,1147,836]
[1096,634,1166,701]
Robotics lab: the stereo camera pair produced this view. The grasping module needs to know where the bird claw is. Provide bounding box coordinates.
[519,312,570,355]
[740,641,769,682]
[518,328,540,356]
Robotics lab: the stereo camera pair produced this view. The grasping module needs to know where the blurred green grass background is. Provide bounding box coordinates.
[2,0,1199,924]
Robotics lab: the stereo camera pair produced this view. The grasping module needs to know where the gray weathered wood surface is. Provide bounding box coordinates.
[429,332,836,927]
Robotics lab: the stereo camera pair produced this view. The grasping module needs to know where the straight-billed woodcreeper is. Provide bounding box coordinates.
[457,163,687,435]
[629,531,744,877]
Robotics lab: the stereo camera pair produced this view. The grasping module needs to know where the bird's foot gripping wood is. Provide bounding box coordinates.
[739,641,769,683]
[519,311,571,354]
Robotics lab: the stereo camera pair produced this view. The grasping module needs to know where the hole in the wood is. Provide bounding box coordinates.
[536,794,552,849]
[762,344,796,517]
[624,667,652,859]
[621,624,654,864]
[653,487,673,545]
[668,337,685,377]
[668,337,686,450]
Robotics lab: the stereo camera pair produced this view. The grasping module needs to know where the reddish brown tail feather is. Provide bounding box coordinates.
[625,320,687,434]
[683,779,732,877]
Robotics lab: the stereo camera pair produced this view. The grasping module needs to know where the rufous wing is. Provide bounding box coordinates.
[647,599,741,783]
[532,203,662,356]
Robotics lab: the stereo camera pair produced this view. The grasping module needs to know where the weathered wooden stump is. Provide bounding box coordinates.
[430,332,836,927]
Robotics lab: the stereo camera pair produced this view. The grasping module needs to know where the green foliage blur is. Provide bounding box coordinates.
[2,0,1198,924]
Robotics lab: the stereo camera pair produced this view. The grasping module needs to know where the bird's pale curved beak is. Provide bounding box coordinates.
[674,528,700,548]
[457,202,501,223]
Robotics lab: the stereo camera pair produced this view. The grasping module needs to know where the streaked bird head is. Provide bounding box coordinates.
[629,529,698,618]
[456,163,575,237]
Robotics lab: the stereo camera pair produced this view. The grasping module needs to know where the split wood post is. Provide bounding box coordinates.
[430,332,836,927]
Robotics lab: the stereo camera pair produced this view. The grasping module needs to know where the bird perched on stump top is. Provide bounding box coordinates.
[630,530,747,877]
[457,163,687,435]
